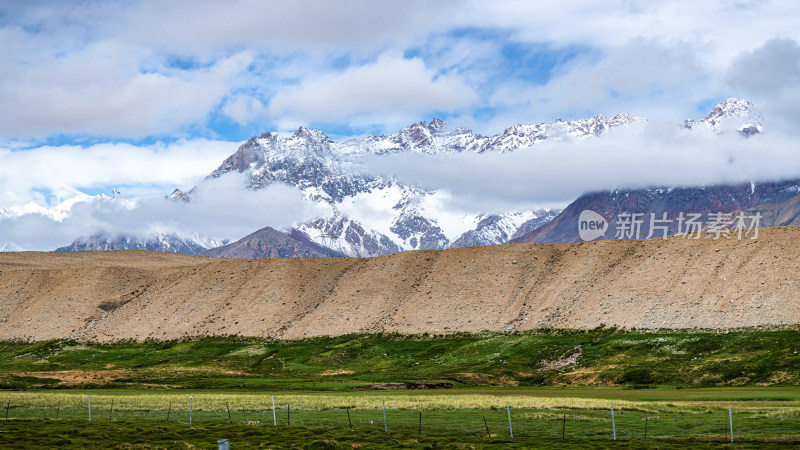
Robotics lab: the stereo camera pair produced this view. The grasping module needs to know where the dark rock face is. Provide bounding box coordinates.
[167,188,192,202]
[515,181,800,243]
[200,226,344,259]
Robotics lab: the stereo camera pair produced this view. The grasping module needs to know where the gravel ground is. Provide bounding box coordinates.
[1,227,798,341]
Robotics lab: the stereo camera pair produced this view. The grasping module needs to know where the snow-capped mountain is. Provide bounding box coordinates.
[683,98,764,135]
[198,107,653,256]
[50,97,773,257]
[205,112,647,255]
[54,232,227,254]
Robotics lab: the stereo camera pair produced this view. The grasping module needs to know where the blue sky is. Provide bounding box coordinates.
[4,0,797,151]
[1,0,800,249]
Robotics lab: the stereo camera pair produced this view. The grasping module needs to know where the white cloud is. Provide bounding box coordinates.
[488,39,714,127]
[364,124,800,212]
[0,173,329,251]
[221,94,269,124]
[0,139,236,207]
[470,1,800,65]
[727,38,800,134]
[0,39,253,138]
[266,54,478,126]
[3,1,800,138]
[119,0,454,55]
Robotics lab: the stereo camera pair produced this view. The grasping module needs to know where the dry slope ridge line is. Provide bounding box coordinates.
[1,227,800,342]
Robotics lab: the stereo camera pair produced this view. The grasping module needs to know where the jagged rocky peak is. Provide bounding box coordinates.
[685,98,764,133]
[394,119,441,146]
[426,118,448,133]
[292,126,332,144]
[255,131,279,145]
[570,114,609,135]
[495,111,645,145]
[167,188,191,203]
[502,123,541,135]
[55,232,210,255]
[609,113,647,126]
[402,118,449,132]
[703,98,756,120]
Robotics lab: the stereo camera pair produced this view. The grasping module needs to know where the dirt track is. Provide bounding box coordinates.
[1,227,799,342]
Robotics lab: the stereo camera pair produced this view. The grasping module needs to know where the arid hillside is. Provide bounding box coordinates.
[2,227,799,342]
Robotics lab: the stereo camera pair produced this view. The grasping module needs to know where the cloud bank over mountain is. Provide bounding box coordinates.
[0,174,326,251]
[365,119,800,209]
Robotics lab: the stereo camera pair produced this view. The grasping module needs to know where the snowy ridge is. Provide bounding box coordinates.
[330,113,647,156]
[198,98,760,257]
[206,121,573,256]
[54,232,228,254]
[683,98,764,134]
[18,98,765,257]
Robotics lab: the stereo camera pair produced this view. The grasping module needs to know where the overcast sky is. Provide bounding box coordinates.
[2,0,800,248]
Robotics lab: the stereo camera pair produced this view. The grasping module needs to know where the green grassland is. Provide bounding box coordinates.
[1,327,799,390]
[2,328,800,447]
[1,388,800,447]
[2,418,794,449]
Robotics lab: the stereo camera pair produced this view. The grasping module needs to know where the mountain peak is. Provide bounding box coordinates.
[290,127,334,150]
[716,97,753,110]
[293,126,329,139]
[427,118,447,133]
[200,226,344,258]
[168,188,192,203]
[703,98,755,120]
[694,97,764,133]
[609,113,647,126]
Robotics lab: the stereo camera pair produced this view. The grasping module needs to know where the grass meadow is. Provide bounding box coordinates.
[2,329,800,447]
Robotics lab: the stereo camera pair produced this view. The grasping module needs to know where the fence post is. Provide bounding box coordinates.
[611,406,616,440]
[418,411,422,435]
[88,395,91,422]
[287,405,290,426]
[347,407,353,430]
[110,399,114,421]
[728,407,733,443]
[382,399,387,433]
[272,396,276,426]
[644,416,648,440]
[562,414,566,439]
[189,396,193,425]
[483,415,490,437]
[507,403,513,438]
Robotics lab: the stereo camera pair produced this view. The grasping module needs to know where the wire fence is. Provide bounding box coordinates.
[3,396,800,442]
